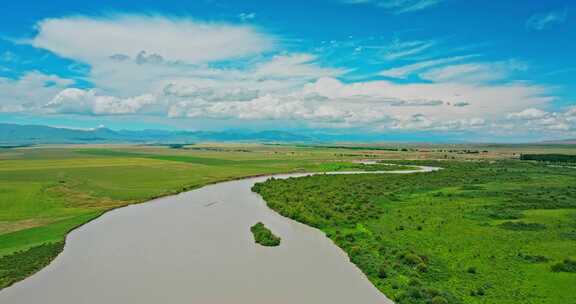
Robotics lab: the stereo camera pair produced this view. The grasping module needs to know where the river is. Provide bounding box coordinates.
[0,165,438,303]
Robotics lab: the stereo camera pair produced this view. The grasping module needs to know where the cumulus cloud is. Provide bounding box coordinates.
[526,9,568,31]
[507,108,549,120]
[0,72,73,112]
[167,92,395,125]
[390,114,486,131]
[25,14,345,98]
[32,15,274,64]
[506,107,576,132]
[56,75,546,133]
[46,88,157,115]
[5,13,564,137]
[302,77,548,118]
[162,83,260,102]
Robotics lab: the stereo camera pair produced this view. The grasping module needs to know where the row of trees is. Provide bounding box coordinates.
[520,154,576,163]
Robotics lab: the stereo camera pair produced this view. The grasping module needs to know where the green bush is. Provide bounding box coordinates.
[403,253,424,266]
[551,258,576,273]
[500,221,546,231]
[250,222,281,247]
[519,254,549,263]
[432,296,449,304]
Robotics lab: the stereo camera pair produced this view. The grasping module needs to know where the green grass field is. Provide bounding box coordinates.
[254,160,576,304]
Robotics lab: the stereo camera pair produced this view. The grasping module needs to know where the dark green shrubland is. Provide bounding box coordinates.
[253,160,576,303]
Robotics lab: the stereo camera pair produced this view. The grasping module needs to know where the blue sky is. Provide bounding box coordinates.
[0,0,574,142]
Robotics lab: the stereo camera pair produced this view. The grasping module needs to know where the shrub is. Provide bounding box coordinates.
[250,222,281,247]
[500,221,546,231]
[403,253,424,266]
[378,265,388,279]
[432,296,449,304]
[408,278,422,287]
[520,254,549,263]
[417,263,429,273]
[551,258,576,273]
[467,266,477,274]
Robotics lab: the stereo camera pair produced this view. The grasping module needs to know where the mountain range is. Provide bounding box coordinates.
[0,123,316,145]
[2,123,573,145]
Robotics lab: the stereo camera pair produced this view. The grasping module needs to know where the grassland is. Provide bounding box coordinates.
[1,143,575,298]
[253,160,576,304]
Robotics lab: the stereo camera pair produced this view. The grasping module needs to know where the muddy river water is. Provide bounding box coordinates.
[0,166,438,303]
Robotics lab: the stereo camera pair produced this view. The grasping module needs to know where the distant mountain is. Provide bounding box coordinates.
[0,123,315,145]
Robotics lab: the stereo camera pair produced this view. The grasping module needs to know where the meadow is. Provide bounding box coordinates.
[253,160,576,304]
[1,142,575,300]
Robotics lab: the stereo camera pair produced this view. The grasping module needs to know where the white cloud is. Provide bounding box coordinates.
[344,0,443,14]
[46,88,157,115]
[507,108,549,120]
[0,72,73,113]
[526,10,568,31]
[33,73,558,134]
[26,14,343,98]
[390,115,486,131]
[7,13,565,137]
[254,54,344,80]
[32,15,274,64]
[145,77,552,132]
[382,39,436,60]
[238,12,256,21]
[379,55,478,78]
[420,60,528,83]
[303,77,549,119]
[162,83,259,102]
[506,107,576,133]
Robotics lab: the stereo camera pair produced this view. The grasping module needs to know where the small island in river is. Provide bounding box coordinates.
[250,222,281,247]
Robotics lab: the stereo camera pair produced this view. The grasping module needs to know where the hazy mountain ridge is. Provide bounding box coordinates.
[4,123,564,145]
[0,123,315,144]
